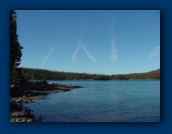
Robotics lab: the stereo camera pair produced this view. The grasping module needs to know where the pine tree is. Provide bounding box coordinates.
[10,10,23,86]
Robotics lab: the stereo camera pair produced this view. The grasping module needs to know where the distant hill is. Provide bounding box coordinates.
[148,68,160,74]
[19,67,160,80]
[112,69,160,80]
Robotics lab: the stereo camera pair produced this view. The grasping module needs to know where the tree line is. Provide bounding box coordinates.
[19,67,160,80]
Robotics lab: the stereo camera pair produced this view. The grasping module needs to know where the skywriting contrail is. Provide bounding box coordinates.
[82,45,96,63]
[55,26,96,63]
[104,13,119,63]
[29,49,58,65]
[109,38,118,62]
[71,45,81,62]
[41,47,55,65]
[70,36,96,63]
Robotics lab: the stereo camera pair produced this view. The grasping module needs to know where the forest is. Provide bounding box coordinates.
[19,67,160,80]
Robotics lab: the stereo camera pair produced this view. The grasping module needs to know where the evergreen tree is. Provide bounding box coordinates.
[10,10,23,86]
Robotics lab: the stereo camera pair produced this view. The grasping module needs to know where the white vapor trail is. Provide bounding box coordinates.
[82,45,96,63]
[109,38,118,62]
[71,45,81,62]
[71,39,96,63]
[104,12,119,63]
[149,45,160,58]
[41,47,55,65]
[29,50,58,65]
[55,27,96,63]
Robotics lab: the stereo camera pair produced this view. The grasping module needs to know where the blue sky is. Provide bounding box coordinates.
[16,10,160,75]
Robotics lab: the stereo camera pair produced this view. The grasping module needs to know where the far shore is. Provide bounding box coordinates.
[10,80,83,122]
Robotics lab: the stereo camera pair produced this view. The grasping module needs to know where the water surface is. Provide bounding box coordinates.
[23,80,160,122]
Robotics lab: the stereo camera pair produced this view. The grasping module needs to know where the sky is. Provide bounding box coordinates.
[16,10,160,75]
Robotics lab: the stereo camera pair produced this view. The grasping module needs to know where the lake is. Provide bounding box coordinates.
[23,80,160,122]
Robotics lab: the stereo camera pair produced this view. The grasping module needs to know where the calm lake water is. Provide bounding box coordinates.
[23,80,160,122]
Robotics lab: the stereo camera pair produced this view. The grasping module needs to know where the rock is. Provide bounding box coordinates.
[10,80,83,122]
[19,111,26,116]
[11,112,19,117]
[22,118,27,122]
[16,97,22,103]
[15,118,20,122]
[26,119,33,122]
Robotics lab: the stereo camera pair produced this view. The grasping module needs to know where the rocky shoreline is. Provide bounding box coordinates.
[10,80,83,122]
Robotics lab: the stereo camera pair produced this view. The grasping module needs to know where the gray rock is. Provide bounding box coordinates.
[26,119,33,122]
[11,112,19,117]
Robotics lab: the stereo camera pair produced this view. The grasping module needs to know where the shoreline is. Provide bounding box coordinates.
[10,80,83,122]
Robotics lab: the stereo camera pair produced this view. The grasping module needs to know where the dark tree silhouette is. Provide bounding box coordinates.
[10,10,23,85]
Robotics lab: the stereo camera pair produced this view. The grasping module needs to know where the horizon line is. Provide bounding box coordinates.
[18,66,160,76]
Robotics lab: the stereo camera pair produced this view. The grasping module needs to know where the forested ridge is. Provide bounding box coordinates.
[19,67,160,80]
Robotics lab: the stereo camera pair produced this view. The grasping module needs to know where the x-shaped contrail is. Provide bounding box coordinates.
[29,47,58,65]
[55,27,96,63]
[41,47,55,65]
[67,33,96,63]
